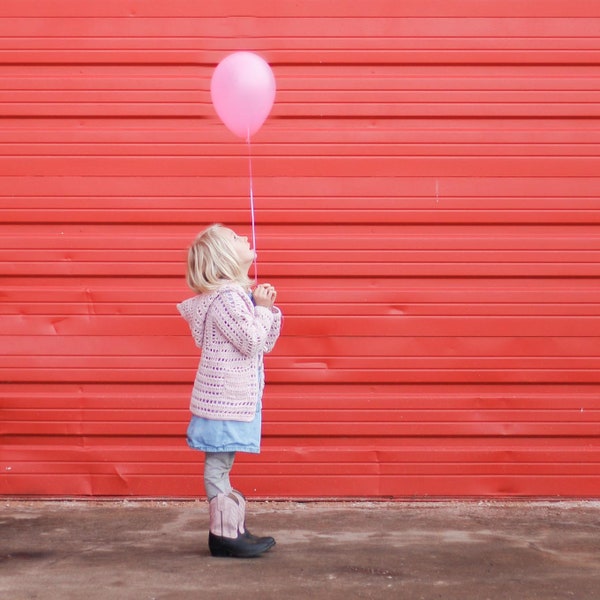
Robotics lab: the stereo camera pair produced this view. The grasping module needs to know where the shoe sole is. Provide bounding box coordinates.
[209,537,275,558]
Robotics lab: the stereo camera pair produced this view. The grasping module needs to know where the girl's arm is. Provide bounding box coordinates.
[253,283,281,353]
[262,306,281,354]
[211,289,276,358]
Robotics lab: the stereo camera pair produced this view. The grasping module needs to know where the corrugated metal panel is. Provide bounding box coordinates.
[1,0,599,498]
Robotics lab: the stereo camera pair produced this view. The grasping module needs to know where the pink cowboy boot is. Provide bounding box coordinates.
[231,489,276,546]
[208,493,275,558]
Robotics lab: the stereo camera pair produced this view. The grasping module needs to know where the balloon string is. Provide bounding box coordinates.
[247,131,258,285]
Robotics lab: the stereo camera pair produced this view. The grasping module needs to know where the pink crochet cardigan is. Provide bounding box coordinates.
[177,284,282,422]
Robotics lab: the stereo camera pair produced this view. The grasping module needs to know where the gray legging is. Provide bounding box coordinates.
[204,451,236,500]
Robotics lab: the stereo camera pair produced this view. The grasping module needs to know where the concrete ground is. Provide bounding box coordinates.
[1,500,599,600]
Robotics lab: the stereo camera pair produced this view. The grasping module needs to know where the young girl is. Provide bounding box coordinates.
[177,224,282,558]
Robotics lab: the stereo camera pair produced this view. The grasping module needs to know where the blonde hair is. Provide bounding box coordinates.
[185,224,252,293]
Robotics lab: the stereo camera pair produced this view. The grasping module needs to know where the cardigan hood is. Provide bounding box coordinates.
[177,290,220,349]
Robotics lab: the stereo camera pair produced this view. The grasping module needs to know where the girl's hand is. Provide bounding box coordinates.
[253,283,277,308]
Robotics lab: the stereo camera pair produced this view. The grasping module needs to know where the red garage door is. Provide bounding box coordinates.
[1,0,599,498]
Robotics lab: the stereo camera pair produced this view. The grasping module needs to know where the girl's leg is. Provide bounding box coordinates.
[203,451,235,500]
[203,452,274,558]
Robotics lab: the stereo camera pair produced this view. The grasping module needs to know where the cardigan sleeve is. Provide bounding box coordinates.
[262,306,282,354]
[210,289,276,358]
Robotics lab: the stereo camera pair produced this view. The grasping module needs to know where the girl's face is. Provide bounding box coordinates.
[222,228,255,269]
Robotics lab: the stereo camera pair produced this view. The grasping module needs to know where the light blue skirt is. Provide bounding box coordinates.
[186,400,262,454]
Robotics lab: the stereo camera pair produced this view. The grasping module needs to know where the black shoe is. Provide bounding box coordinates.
[243,529,276,546]
[209,532,275,558]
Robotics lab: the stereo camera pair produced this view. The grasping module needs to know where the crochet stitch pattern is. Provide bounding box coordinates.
[178,284,281,422]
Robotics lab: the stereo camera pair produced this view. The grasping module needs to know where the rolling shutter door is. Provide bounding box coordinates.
[1,1,599,498]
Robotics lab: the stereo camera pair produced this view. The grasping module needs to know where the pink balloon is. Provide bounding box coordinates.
[210,52,276,139]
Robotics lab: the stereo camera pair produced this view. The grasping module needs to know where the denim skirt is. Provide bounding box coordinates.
[186,400,262,454]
